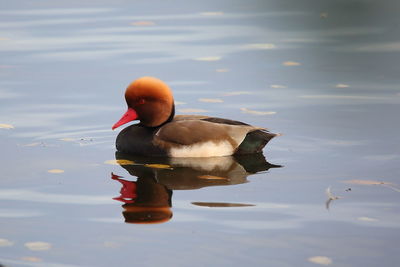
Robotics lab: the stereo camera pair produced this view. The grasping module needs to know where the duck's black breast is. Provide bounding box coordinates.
[116,123,168,157]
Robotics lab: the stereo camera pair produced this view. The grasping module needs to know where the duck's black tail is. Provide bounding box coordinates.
[236,130,279,154]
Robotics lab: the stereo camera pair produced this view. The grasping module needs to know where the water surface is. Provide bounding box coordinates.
[1,0,400,266]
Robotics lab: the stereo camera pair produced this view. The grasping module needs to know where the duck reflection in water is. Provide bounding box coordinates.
[111,151,281,224]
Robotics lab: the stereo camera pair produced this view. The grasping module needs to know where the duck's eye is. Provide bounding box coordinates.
[137,99,145,105]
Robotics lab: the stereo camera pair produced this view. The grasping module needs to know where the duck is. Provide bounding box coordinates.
[112,76,278,157]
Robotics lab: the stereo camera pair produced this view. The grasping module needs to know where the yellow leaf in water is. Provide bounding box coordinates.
[21,257,42,262]
[198,175,229,181]
[308,256,332,265]
[282,61,301,66]
[0,238,14,247]
[0,123,14,129]
[244,43,275,50]
[104,159,135,165]
[47,169,64,174]
[59,138,76,142]
[198,98,224,103]
[270,84,287,89]
[130,21,155,26]
[174,101,186,105]
[216,68,230,72]
[343,179,386,185]
[194,56,221,62]
[24,241,52,251]
[223,91,252,96]
[200,12,224,16]
[144,164,173,169]
[335,83,350,88]
[240,108,276,116]
[357,216,378,222]
[21,142,42,147]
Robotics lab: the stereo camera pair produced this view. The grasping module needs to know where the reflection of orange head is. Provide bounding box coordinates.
[122,205,172,224]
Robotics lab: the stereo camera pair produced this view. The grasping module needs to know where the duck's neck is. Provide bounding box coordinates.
[142,104,175,129]
[163,103,175,125]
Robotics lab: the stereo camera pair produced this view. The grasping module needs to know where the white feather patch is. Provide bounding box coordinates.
[169,140,234,157]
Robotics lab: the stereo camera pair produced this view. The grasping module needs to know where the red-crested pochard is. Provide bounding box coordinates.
[112,77,277,157]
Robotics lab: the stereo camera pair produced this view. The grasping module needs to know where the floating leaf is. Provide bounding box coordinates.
[178,108,208,113]
[47,169,64,174]
[282,61,301,66]
[198,175,229,181]
[0,123,14,129]
[216,68,230,72]
[0,238,14,247]
[20,142,42,147]
[104,159,135,165]
[144,164,173,169]
[174,101,186,105]
[244,43,275,50]
[200,12,224,16]
[335,83,349,88]
[24,241,52,251]
[194,56,221,62]
[130,21,155,26]
[198,98,223,103]
[308,256,332,265]
[223,91,252,96]
[357,216,378,222]
[240,108,276,116]
[59,138,76,142]
[270,84,287,89]
[343,179,386,185]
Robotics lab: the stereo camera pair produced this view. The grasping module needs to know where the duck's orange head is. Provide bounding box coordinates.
[112,77,174,129]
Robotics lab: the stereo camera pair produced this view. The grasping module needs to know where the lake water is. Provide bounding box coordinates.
[1,0,400,266]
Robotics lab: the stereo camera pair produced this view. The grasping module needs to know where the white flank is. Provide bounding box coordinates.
[169,140,234,157]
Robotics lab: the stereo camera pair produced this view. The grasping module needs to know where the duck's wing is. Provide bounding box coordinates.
[153,119,264,157]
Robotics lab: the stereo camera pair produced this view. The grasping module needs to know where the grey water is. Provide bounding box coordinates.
[1,0,400,266]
